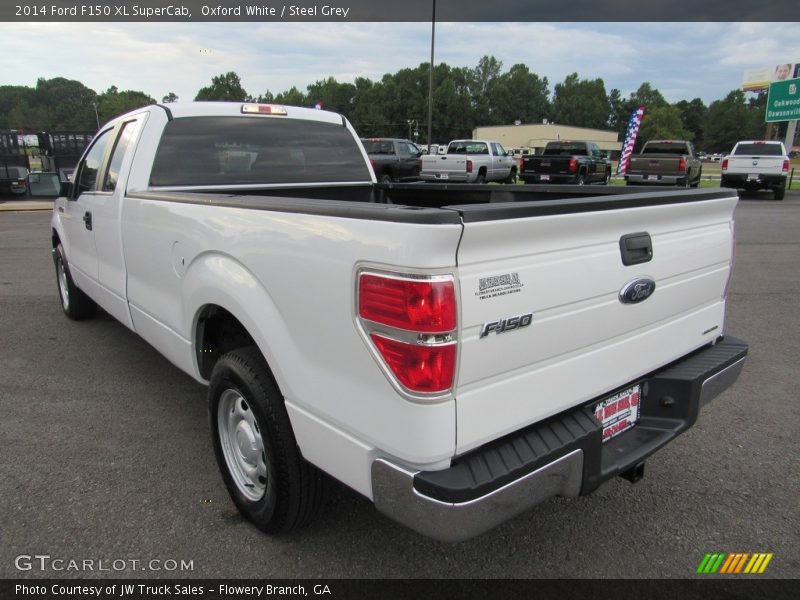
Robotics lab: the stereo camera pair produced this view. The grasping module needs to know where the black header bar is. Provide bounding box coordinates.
[3,0,798,22]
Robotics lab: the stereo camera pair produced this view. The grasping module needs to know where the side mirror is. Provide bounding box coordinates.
[26,172,62,198]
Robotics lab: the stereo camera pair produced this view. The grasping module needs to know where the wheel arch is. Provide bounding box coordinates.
[183,253,289,393]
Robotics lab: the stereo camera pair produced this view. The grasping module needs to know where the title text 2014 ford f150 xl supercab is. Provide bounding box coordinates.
[51,102,748,542]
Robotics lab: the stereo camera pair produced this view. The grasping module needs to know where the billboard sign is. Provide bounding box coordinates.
[742,63,799,92]
[766,78,800,123]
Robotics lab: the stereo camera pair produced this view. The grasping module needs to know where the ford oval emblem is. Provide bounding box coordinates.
[619,278,656,304]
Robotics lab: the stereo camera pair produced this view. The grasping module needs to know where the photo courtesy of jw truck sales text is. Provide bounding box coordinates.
[46,101,748,542]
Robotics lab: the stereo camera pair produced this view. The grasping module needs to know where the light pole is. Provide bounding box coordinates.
[427,0,435,149]
[91,102,100,130]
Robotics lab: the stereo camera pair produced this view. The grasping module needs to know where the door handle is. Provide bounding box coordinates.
[619,232,652,266]
[83,211,93,231]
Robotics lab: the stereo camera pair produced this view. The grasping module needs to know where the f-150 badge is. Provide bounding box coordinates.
[619,278,656,304]
[480,313,533,338]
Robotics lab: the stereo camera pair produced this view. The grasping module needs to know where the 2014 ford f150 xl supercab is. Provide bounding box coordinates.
[51,102,748,542]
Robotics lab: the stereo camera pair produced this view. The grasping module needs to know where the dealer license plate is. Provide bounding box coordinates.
[594,384,641,442]
[747,174,759,181]
[540,174,550,181]
[437,173,449,180]
[647,175,659,181]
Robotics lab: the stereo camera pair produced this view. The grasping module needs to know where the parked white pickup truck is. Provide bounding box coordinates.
[420,139,517,183]
[51,102,748,542]
[721,140,790,200]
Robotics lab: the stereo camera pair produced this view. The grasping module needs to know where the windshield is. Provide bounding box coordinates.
[543,143,588,156]
[733,143,784,156]
[641,143,688,155]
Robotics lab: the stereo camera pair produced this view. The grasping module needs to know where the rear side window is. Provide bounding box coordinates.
[543,143,588,156]
[150,116,371,187]
[733,143,784,156]
[641,143,688,155]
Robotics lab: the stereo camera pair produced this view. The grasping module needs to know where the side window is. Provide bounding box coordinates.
[103,121,139,192]
[75,129,112,194]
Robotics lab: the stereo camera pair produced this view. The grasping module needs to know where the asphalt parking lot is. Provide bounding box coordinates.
[0,191,798,580]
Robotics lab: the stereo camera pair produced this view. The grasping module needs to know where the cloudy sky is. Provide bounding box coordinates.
[1,21,799,105]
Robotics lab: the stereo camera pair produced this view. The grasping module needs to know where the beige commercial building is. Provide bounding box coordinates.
[473,123,622,156]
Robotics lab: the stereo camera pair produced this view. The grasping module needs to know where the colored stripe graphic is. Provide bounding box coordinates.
[698,553,773,574]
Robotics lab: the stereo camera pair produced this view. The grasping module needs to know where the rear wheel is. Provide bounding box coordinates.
[54,243,96,320]
[774,185,786,200]
[209,346,328,533]
[475,172,486,184]
[603,170,611,185]
[575,173,585,186]
[505,169,517,184]
[379,173,392,184]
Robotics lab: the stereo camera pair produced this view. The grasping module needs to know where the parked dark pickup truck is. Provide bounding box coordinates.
[520,141,611,185]
[626,140,702,187]
[361,138,422,183]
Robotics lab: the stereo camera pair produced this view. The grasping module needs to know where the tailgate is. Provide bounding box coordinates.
[523,157,572,174]
[422,154,466,176]
[452,192,738,454]
[726,156,784,174]
[629,156,681,173]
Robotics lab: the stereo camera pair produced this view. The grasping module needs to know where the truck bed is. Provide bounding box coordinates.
[133,183,732,219]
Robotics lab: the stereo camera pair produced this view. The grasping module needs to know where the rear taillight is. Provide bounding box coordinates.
[568,159,577,173]
[678,158,687,172]
[466,159,473,173]
[721,159,728,171]
[783,160,790,173]
[370,335,456,393]
[359,273,456,333]
[357,271,457,398]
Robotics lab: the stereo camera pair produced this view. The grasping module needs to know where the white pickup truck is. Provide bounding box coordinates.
[50,102,748,542]
[721,140,790,200]
[420,139,517,183]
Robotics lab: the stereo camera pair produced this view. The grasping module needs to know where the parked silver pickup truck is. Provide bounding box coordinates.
[420,139,517,183]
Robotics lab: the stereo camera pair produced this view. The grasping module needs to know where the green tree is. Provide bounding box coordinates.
[195,72,250,101]
[637,104,692,143]
[0,85,36,129]
[552,73,610,129]
[490,64,550,125]
[162,92,179,103]
[704,90,766,153]
[306,77,356,115]
[96,86,156,124]
[674,98,708,149]
[469,55,504,126]
[274,86,307,106]
[33,77,98,130]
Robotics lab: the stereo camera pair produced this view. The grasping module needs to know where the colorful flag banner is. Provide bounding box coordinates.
[617,106,645,175]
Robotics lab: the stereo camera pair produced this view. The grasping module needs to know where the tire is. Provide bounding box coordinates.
[475,172,486,184]
[720,177,734,189]
[54,243,96,320]
[379,173,392,184]
[575,174,585,186]
[209,346,328,533]
[774,185,786,201]
[603,170,611,185]
[505,169,517,185]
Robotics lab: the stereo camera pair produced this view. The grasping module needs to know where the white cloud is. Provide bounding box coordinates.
[0,21,798,105]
